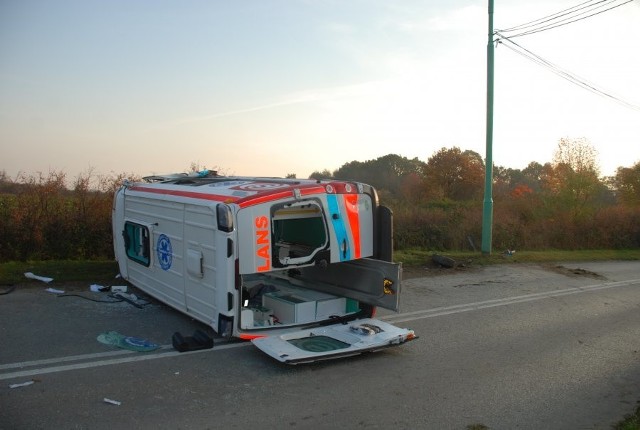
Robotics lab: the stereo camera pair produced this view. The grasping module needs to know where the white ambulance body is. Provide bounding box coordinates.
[112,173,415,363]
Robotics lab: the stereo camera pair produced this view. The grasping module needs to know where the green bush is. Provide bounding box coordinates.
[1,169,639,262]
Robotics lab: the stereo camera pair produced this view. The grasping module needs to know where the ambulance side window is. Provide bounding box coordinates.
[123,222,150,266]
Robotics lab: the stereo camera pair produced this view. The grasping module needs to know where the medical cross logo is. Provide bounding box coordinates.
[156,234,172,271]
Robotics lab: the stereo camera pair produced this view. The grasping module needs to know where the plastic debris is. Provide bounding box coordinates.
[90,284,109,292]
[112,292,144,308]
[97,331,160,352]
[9,380,35,389]
[24,272,53,283]
[45,287,65,294]
[111,285,127,293]
[103,398,121,406]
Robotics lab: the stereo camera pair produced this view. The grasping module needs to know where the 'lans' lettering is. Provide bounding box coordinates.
[255,216,270,272]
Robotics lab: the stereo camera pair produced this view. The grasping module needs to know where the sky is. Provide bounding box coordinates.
[1,0,639,184]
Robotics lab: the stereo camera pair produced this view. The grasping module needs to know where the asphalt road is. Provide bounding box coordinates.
[1,260,639,429]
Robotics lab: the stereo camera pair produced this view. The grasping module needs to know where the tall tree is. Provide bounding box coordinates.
[553,137,599,174]
[332,154,426,199]
[544,137,606,220]
[423,147,484,201]
[612,161,640,207]
[308,169,333,180]
[521,161,550,193]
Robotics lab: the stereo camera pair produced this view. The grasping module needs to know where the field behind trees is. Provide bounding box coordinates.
[1,138,639,262]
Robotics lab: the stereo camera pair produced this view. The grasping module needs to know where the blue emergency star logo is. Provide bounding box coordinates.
[156,234,172,271]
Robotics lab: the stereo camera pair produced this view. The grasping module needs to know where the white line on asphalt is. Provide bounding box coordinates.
[383,278,640,324]
[0,342,248,381]
[3,278,639,380]
[0,345,174,371]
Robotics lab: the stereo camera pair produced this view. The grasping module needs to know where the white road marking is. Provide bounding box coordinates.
[0,345,173,371]
[0,342,248,381]
[2,278,639,380]
[384,278,640,324]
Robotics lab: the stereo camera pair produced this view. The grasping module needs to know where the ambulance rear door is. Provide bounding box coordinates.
[288,257,402,312]
[251,317,415,364]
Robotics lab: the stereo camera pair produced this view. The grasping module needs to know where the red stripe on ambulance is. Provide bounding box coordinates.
[129,186,237,203]
[344,194,361,259]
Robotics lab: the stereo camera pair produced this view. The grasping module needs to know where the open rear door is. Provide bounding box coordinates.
[251,258,413,364]
[287,258,402,312]
[252,318,416,364]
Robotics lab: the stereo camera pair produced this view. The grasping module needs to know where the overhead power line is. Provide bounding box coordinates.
[496,0,635,38]
[495,32,640,111]
[498,0,608,32]
[493,0,640,111]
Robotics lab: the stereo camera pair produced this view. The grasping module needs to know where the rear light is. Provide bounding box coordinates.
[217,204,233,232]
[239,333,267,341]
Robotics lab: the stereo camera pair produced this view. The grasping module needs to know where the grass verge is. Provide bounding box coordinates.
[2,250,640,284]
[613,404,640,430]
[0,259,119,284]
[394,249,640,267]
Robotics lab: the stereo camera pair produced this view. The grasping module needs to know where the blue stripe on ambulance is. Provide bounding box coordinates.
[327,195,351,261]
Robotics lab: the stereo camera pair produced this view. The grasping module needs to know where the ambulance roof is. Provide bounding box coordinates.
[126,175,374,208]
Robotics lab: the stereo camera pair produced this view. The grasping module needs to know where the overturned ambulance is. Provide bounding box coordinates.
[112,172,416,363]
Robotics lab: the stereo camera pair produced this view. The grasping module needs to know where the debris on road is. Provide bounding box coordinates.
[103,398,121,406]
[172,329,214,352]
[90,284,109,292]
[0,284,17,295]
[24,272,53,283]
[97,331,160,352]
[432,254,458,268]
[45,287,65,294]
[9,380,35,389]
[112,292,145,308]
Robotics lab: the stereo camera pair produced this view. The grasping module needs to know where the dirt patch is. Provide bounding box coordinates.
[545,264,607,280]
[402,257,479,280]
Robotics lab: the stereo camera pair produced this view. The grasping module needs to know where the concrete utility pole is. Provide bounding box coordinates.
[481,0,495,255]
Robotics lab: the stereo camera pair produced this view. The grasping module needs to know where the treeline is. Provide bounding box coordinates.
[0,169,139,261]
[313,138,640,252]
[0,137,639,261]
